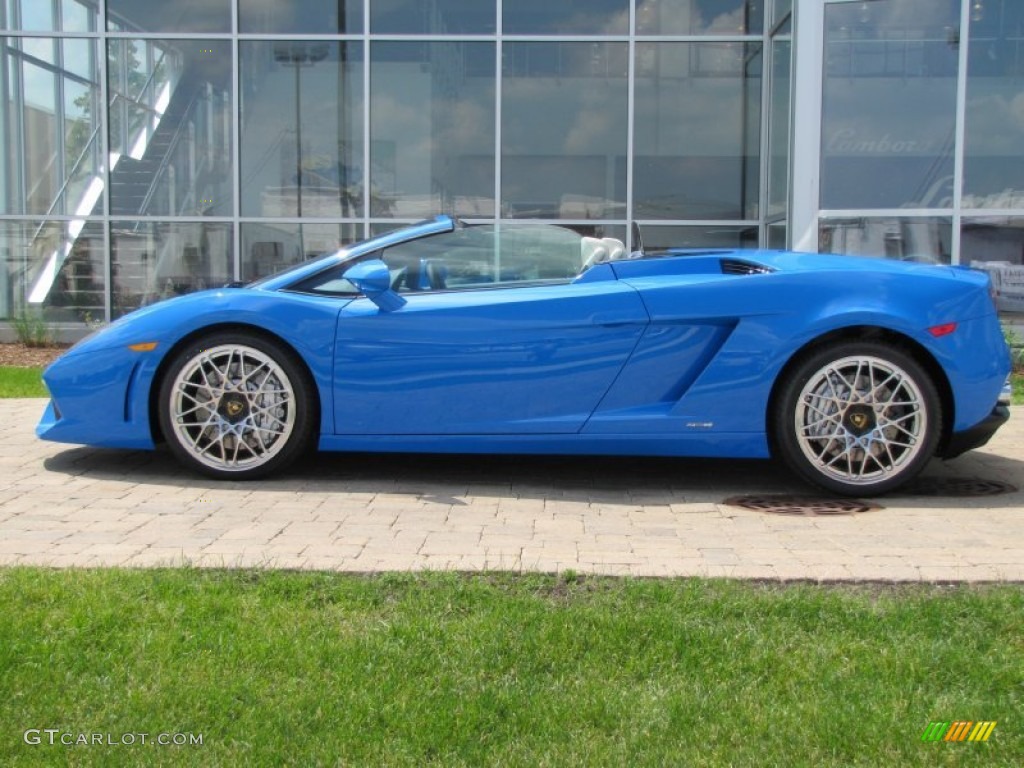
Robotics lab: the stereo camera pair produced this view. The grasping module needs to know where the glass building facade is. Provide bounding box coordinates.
[1,0,1022,334]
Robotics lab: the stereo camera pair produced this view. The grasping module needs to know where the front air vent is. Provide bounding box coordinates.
[720,258,775,276]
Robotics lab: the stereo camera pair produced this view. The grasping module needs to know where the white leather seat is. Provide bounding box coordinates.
[580,237,610,271]
[602,237,626,261]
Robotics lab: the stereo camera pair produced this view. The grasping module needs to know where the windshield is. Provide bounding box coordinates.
[247,215,457,291]
[291,221,627,296]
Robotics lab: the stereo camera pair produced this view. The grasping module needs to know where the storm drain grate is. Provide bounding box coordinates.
[722,495,883,516]
[898,476,1018,498]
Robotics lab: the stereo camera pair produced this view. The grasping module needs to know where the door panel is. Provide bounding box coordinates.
[333,281,648,434]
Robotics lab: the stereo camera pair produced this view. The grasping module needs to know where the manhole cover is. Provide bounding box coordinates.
[898,477,1017,498]
[722,495,883,516]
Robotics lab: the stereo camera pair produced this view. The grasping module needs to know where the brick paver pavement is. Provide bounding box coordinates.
[2,398,1022,580]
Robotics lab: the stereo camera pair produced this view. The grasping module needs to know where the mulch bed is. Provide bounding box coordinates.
[0,343,68,368]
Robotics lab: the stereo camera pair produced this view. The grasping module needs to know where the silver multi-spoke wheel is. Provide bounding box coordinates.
[775,342,941,496]
[169,344,296,472]
[159,333,315,479]
[795,356,926,486]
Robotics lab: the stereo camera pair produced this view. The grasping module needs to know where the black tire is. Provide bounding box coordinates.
[772,340,941,496]
[157,331,317,480]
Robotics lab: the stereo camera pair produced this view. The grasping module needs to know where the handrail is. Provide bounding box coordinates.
[135,86,202,216]
[27,41,174,245]
[28,123,102,245]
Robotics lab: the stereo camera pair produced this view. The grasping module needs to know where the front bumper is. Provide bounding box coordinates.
[939,404,1011,459]
[35,345,158,450]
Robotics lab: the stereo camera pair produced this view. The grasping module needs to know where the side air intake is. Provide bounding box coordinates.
[720,258,775,276]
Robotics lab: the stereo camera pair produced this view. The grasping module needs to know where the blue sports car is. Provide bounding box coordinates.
[37,216,1011,496]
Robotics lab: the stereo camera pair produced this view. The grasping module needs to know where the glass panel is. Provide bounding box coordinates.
[964,3,1024,208]
[634,43,760,220]
[371,42,495,219]
[107,0,229,33]
[240,221,363,282]
[502,42,627,219]
[636,0,764,36]
[111,221,232,316]
[821,0,960,210]
[767,37,791,219]
[18,58,61,215]
[772,0,792,27]
[108,39,233,217]
[239,0,362,35]
[368,221,418,238]
[371,0,495,34]
[743,45,761,220]
[640,224,759,251]
[2,37,102,217]
[767,222,786,249]
[63,75,100,215]
[504,0,627,36]
[963,218,1024,313]
[560,223,627,244]
[22,37,55,65]
[62,38,93,79]
[0,219,105,322]
[18,0,54,31]
[61,0,95,33]
[0,218,104,323]
[818,216,952,264]
[240,41,363,219]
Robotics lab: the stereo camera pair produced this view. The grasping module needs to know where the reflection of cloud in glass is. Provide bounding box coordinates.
[600,10,629,34]
[564,90,621,155]
[828,0,958,31]
[20,0,54,30]
[505,80,625,157]
[966,91,1024,154]
[505,0,627,34]
[635,0,749,35]
[371,84,494,216]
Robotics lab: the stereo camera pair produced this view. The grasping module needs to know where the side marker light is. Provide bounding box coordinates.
[927,323,957,338]
[128,341,159,352]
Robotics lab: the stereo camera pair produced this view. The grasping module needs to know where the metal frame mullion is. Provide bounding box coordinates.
[788,0,824,252]
[951,0,971,265]
[98,0,112,323]
[231,0,240,281]
[11,44,26,212]
[757,32,771,247]
[362,0,370,239]
[625,0,635,250]
[495,0,502,222]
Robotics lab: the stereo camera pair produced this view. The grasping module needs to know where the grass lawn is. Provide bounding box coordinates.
[1014,371,1023,404]
[0,366,46,398]
[0,568,1019,766]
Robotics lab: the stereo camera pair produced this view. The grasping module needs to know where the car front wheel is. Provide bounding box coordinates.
[773,341,941,496]
[158,332,316,480]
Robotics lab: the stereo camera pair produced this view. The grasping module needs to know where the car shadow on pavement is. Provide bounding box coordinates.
[41,445,1024,509]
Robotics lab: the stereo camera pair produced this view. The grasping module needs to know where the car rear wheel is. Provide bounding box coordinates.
[158,332,316,480]
[774,341,941,496]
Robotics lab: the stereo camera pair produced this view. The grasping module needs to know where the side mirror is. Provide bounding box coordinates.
[343,259,406,312]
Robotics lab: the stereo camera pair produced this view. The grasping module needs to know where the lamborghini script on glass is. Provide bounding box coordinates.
[37,216,1011,496]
